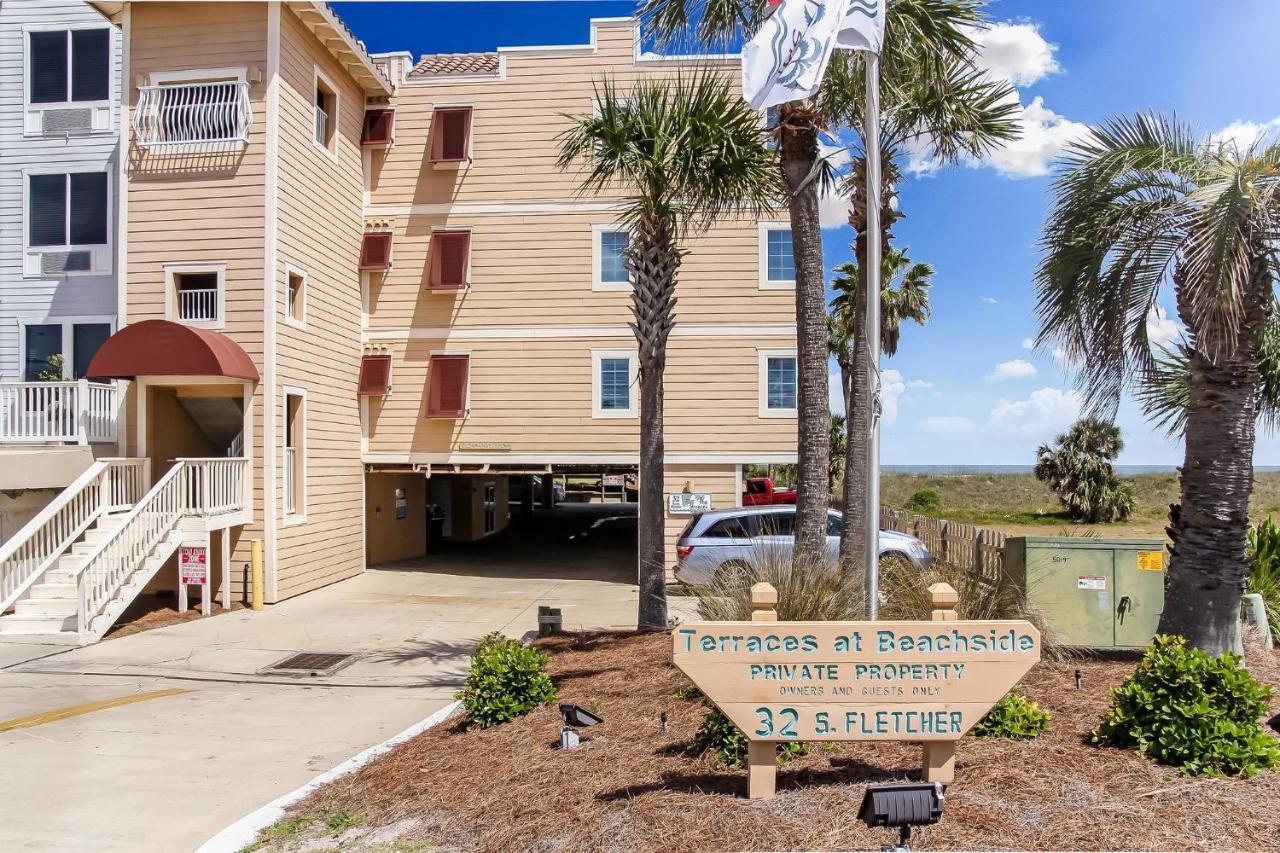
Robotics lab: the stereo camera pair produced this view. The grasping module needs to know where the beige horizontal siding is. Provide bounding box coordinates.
[364,336,796,456]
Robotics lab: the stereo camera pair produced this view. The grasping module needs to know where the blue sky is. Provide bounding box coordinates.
[335,0,1280,465]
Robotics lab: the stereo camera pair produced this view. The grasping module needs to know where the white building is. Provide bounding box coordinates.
[0,0,121,535]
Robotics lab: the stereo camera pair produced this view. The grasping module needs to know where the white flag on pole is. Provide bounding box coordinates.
[742,0,885,110]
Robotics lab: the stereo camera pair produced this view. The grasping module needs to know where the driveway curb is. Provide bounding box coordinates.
[196,699,462,853]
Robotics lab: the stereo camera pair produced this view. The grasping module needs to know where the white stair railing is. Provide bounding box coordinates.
[180,458,248,517]
[76,463,186,635]
[0,458,145,613]
[0,380,118,444]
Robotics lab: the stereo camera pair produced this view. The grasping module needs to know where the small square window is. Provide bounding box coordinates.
[759,351,797,417]
[314,71,338,153]
[286,268,306,326]
[600,231,628,283]
[767,229,795,282]
[166,263,225,328]
[592,351,636,418]
[429,107,472,163]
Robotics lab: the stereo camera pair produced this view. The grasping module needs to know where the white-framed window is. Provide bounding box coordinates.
[591,223,631,292]
[285,263,307,329]
[164,262,226,329]
[758,349,798,417]
[283,386,306,521]
[591,349,638,419]
[23,23,113,136]
[19,317,114,381]
[758,221,796,289]
[314,65,339,158]
[23,167,111,277]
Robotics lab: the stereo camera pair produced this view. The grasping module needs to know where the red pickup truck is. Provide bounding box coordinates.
[742,477,797,506]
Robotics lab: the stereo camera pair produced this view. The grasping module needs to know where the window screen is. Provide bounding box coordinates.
[69,172,108,245]
[71,29,109,102]
[29,173,67,247]
[73,323,111,378]
[29,31,68,104]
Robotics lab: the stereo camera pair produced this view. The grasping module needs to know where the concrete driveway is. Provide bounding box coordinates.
[0,503,652,852]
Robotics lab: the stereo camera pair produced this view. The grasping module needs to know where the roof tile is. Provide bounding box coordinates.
[411,53,500,78]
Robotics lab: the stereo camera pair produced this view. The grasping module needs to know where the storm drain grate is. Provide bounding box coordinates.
[263,652,356,676]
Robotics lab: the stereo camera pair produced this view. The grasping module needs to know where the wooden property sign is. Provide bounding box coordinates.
[673,582,1040,798]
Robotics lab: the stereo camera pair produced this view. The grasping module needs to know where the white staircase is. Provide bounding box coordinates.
[0,457,249,645]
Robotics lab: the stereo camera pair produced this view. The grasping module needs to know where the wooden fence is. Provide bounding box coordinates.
[880,507,1008,584]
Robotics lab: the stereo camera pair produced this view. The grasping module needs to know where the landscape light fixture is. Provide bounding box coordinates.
[558,703,603,750]
[857,782,945,852]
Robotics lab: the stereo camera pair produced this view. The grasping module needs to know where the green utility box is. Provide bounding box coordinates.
[1003,537,1167,648]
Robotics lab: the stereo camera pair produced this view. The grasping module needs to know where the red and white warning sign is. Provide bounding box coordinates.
[180,546,208,585]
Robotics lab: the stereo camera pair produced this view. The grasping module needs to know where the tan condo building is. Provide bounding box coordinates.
[0,3,798,644]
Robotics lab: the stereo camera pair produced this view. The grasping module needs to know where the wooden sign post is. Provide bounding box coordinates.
[673,582,1040,799]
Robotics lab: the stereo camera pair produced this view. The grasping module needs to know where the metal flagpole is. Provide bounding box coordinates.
[863,49,882,619]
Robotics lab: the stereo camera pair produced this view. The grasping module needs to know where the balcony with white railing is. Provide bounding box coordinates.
[0,380,118,444]
[133,80,253,148]
[177,287,219,323]
[180,457,251,523]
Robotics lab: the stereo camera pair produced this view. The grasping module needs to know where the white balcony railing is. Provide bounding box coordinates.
[180,457,249,518]
[177,287,219,322]
[133,80,252,148]
[0,380,118,444]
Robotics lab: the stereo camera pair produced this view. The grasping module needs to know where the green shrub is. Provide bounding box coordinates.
[1247,517,1280,645]
[904,488,942,514]
[692,709,811,768]
[972,686,1051,738]
[456,632,557,728]
[1092,635,1280,777]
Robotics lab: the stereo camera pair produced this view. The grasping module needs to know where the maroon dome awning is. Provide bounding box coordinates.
[87,319,259,382]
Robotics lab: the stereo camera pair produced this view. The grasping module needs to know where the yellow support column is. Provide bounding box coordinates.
[250,538,264,611]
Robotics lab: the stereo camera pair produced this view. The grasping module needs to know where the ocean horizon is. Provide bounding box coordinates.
[884,465,1280,476]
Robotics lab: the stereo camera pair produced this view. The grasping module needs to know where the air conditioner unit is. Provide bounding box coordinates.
[40,251,92,275]
[42,108,94,135]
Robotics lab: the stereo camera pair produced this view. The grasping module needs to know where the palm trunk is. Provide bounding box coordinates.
[841,254,870,574]
[780,103,830,565]
[1158,258,1271,654]
[631,214,681,632]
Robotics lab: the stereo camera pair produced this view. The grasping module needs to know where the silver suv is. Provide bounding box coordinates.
[674,505,933,584]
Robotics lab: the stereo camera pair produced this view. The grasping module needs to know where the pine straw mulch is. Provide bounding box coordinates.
[103,594,243,640]
[275,632,1280,852]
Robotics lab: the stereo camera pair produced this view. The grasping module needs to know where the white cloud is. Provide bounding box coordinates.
[903,22,1090,179]
[980,296,1000,305]
[829,368,845,415]
[918,415,975,436]
[986,359,1037,382]
[969,21,1060,86]
[830,368,912,424]
[1147,305,1182,351]
[818,143,853,229]
[1211,116,1280,152]
[1021,337,1036,350]
[986,96,1091,178]
[906,379,933,390]
[985,387,1081,440]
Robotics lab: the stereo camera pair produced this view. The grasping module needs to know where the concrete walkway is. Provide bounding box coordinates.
[0,504,654,852]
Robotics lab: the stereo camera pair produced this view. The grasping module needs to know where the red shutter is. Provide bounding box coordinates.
[426,354,469,418]
[428,107,472,162]
[428,231,470,290]
[357,354,392,395]
[361,109,395,146]
[359,232,393,270]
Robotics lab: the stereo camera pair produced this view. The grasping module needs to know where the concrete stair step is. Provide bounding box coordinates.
[0,612,76,634]
[14,597,78,617]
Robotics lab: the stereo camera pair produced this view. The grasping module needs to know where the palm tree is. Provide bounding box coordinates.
[829,246,931,571]
[641,0,1019,566]
[829,413,847,494]
[558,72,780,631]
[1033,419,1136,523]
[1036,113,1280,654]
